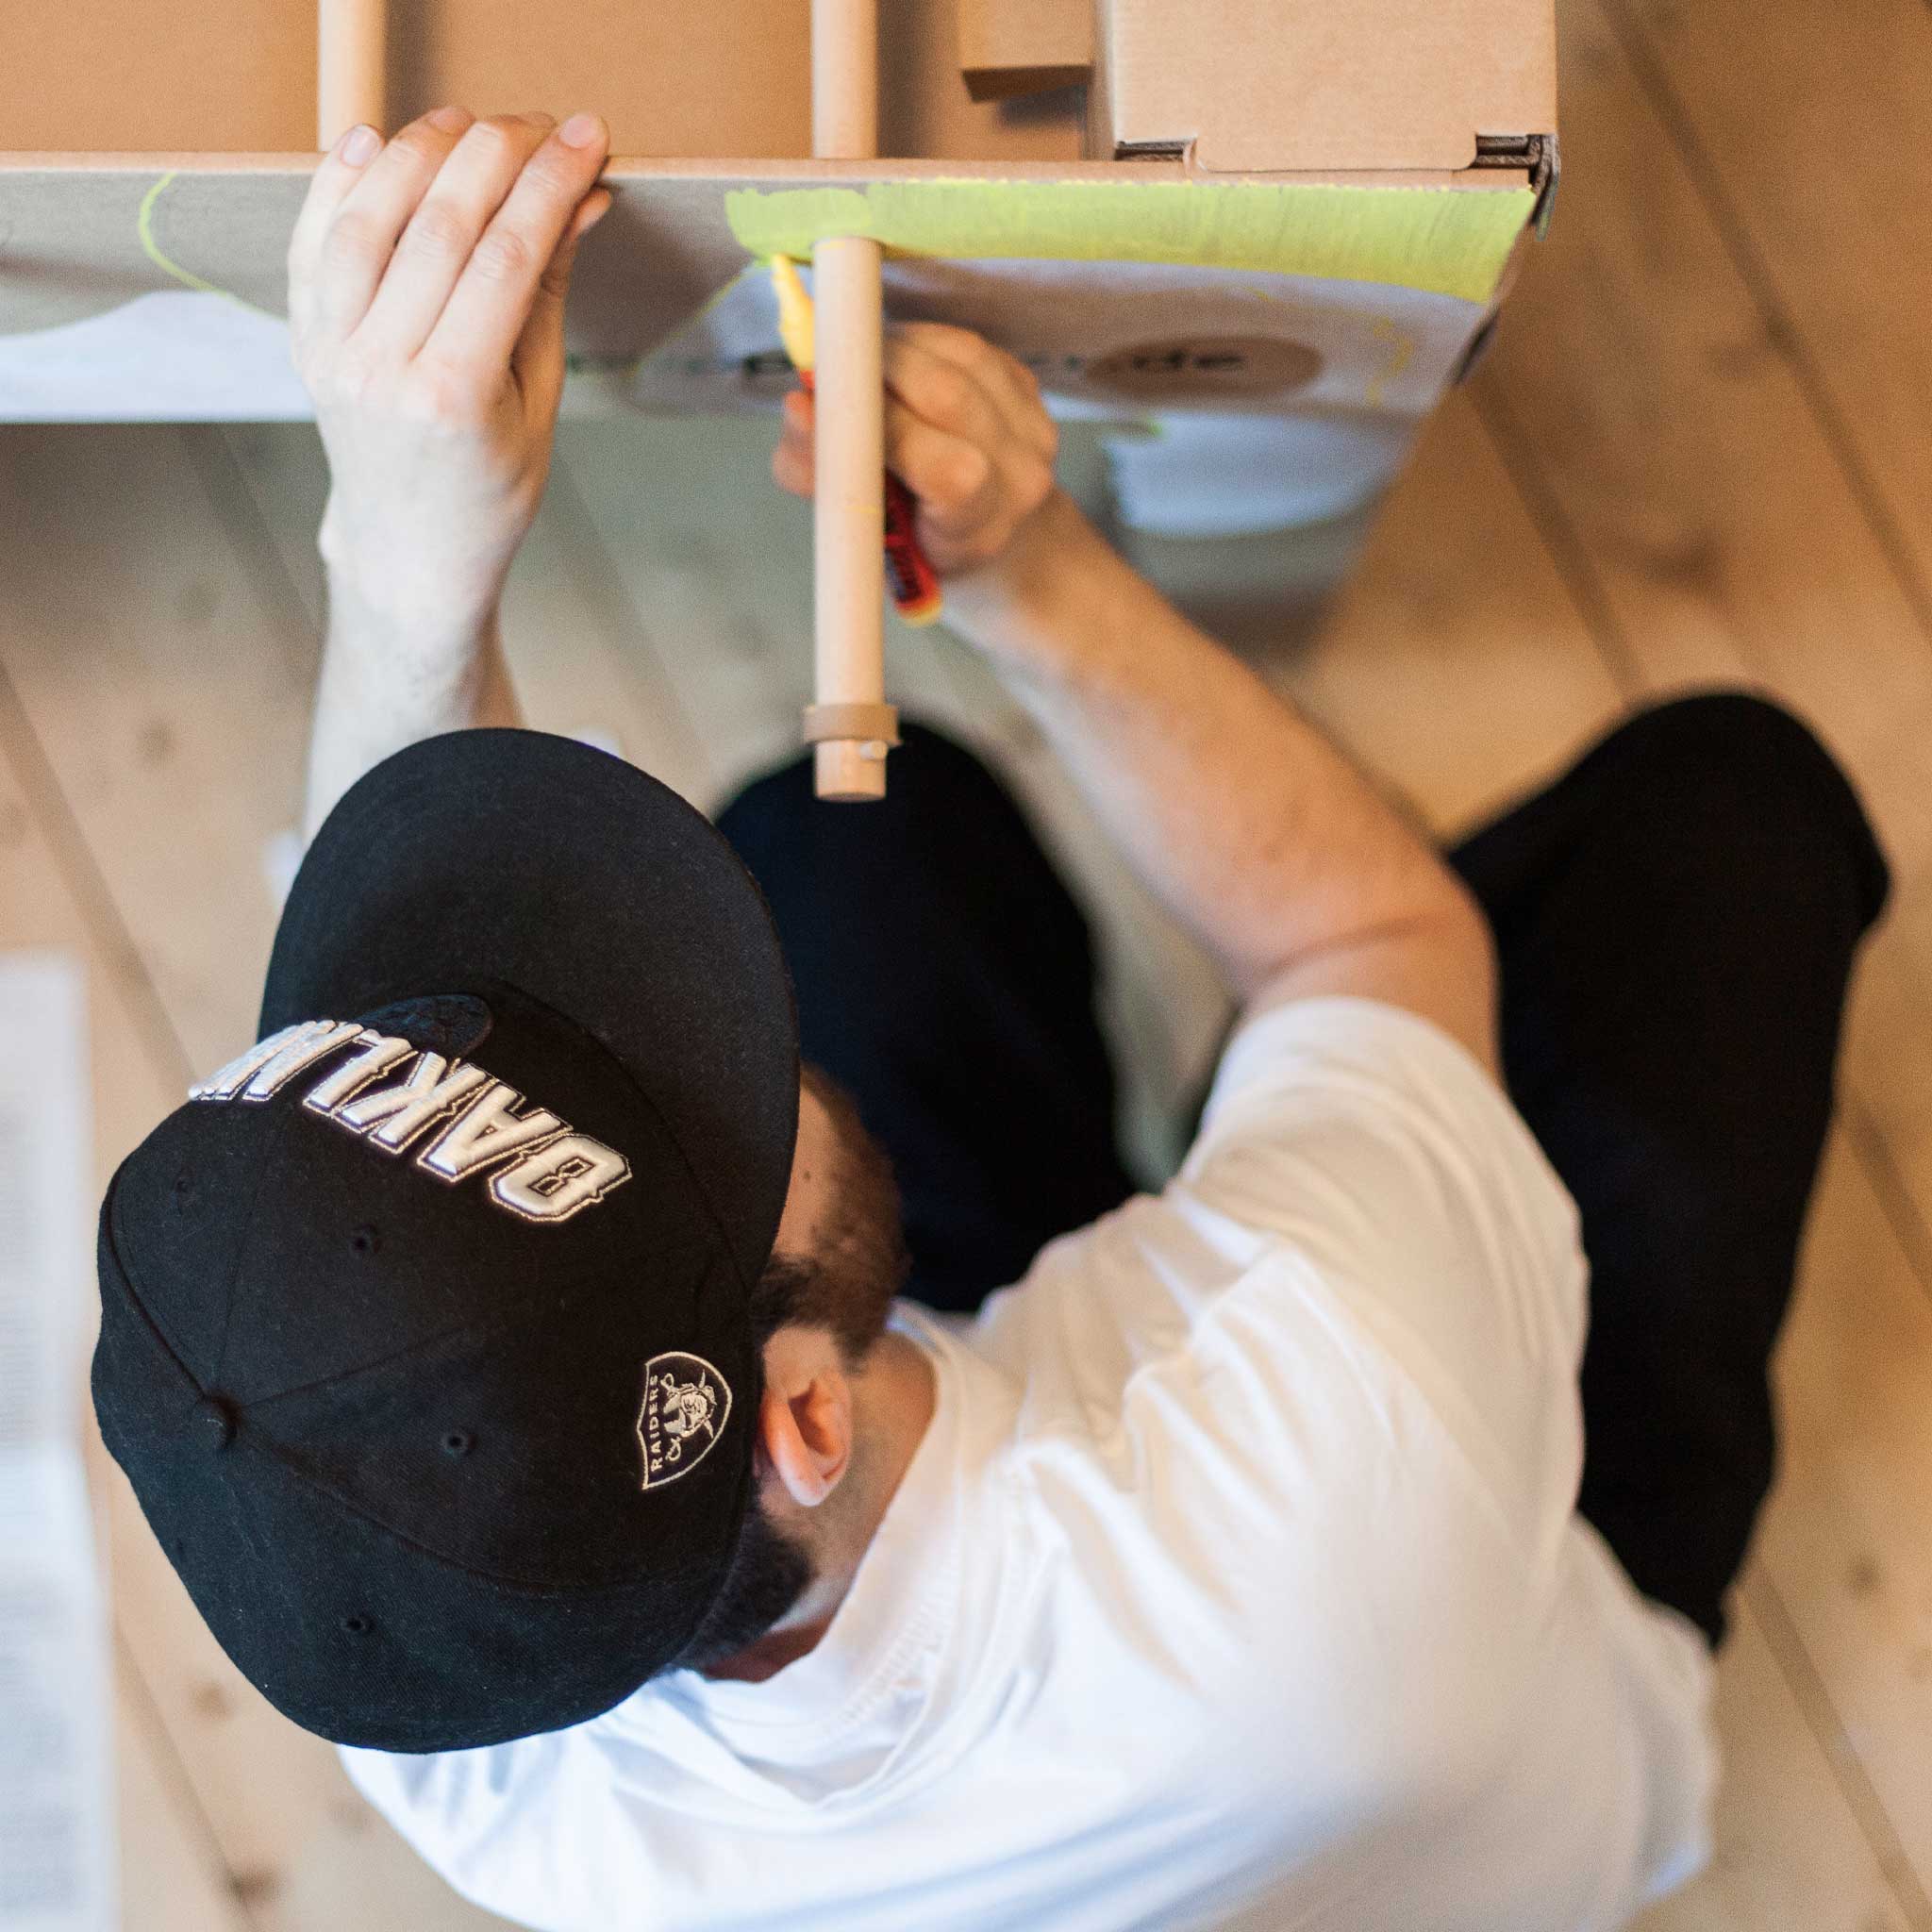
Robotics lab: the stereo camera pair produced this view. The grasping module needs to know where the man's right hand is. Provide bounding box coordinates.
[770,322,1061,582]
[777,321,1496,1066]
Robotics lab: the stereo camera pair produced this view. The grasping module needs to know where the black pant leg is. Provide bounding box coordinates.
[1448,692,1890,1645]
[716,724,1136,1314]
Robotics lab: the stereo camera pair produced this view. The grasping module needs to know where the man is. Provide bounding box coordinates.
[93,108,1888,1931]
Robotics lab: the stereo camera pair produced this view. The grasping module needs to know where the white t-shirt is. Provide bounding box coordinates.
[341,996,1719,1932]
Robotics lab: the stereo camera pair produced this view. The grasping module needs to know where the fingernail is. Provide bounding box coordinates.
[338,124,380,165]
[429,103,472,133]
[559,111,605,149]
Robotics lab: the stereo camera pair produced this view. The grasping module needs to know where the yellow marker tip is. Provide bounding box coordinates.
[770,254,816,374]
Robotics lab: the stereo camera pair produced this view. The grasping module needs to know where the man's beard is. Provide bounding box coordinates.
[668,1062,911,1676]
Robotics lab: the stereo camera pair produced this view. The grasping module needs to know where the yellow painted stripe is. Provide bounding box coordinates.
[726,178,1535,306]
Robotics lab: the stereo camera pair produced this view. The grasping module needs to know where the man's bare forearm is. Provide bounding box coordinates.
[304,564,522,842]
[286,103,610,846]
[942,490,1495,1054]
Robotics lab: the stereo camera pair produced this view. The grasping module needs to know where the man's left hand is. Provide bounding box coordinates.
[288,106,611,625]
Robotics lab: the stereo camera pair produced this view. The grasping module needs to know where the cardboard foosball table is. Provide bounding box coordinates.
[0,0,1557,598]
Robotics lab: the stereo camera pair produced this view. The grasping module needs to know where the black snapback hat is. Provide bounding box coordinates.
[92,730,800,1753]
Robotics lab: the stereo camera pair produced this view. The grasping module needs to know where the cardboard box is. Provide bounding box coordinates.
[0,0,1556,558]
[958,0,1093,104]
[1090,0,1556,172]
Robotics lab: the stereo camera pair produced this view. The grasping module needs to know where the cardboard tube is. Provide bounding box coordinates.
[813,0,879,160]
[811,234,890,801]
[318,0,387,151]
[808,0,890,801]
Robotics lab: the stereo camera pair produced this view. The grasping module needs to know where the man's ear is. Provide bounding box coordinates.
[757,1325,855,1508]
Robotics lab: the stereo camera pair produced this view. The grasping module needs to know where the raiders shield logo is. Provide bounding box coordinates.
[636,1352,732,1491]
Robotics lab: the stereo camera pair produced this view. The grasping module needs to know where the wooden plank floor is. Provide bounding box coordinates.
[3,0,1929,1919]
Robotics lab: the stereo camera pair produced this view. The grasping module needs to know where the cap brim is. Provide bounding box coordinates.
[261,729,799,1291]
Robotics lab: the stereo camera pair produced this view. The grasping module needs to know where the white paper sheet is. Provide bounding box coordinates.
[0,953,115,1932]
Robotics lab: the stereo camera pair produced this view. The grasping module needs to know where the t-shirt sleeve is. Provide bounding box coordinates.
[1171,993,1589,1564]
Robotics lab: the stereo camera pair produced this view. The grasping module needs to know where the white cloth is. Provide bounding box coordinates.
[341,996,1718,1932]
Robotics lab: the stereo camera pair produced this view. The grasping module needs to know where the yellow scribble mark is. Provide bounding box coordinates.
[137,174,279,316]
[139,175,227,297]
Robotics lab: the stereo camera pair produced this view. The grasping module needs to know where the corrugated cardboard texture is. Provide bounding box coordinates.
[1,0,811,154]
[958,0,1095,102]
[1095,0,1557,172]
[0,0,1085,159]
[0,0,1557,169]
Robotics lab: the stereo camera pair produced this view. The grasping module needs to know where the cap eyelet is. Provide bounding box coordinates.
[348,1224,380,1257]
[341,1614,372,1636]
[441,1429,474,1457]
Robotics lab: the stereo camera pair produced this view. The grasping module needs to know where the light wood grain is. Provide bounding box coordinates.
[1611,0,1932,611]
[1748,1131,1932,1918]
[1474,0,1932,1267]
[1471,0,1932,1910]
[0,430,511,1932]
[0,424,309,1074]
[7,0,1932,1910]
[1627,1595,1915,1932]
[558,416,818,809]
[217,420,718,808]
[115,1655,255,1932]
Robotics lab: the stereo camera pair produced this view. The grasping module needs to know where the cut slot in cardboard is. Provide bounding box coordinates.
[1090,0,1557,172]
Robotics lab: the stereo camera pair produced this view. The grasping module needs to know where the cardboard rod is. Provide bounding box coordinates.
[808,0,891,802]
[318,0,387,149]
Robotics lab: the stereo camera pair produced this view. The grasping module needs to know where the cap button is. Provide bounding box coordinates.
[193,1395,238,1452]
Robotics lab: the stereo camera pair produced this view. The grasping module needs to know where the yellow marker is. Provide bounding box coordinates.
[771,252,817,372]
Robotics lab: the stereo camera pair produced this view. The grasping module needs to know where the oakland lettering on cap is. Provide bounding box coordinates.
[190,1020,631,1225]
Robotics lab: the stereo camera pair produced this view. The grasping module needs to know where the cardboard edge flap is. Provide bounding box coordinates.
[958,0,1095,104]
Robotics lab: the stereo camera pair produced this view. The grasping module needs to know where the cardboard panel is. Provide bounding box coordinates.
[0,162,758,350]
[1094,0,1557,172]
[958,0,1095,102]
[0,0,1086,160]
[0,0,319,152]
[0,155,1523,339]
[0,0,809,156]
[0,158,1531,432]
[389,0,812,157]
[0,0,1550,168]
[881,0,1088,158]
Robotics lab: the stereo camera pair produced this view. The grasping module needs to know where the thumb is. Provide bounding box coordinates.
[514,187,612,408]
